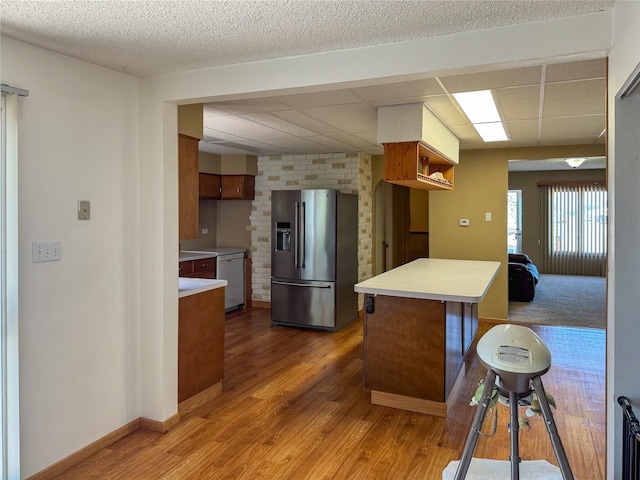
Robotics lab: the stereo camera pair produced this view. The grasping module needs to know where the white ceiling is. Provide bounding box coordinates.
[1,0,613,167]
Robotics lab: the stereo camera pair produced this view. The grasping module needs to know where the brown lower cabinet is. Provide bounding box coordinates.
[179,257,216,279]
[178,287,224,403]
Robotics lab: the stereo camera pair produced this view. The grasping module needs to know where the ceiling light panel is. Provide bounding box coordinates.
[453,90,501,123]
[474,122,509,142]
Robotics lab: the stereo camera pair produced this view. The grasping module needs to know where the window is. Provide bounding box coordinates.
[540,183,607,276]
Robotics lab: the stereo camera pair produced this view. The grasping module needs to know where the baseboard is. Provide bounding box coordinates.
[251,300,270,309]
[479,316,508,326]
[27,418,141,480]
[140,413,180,433]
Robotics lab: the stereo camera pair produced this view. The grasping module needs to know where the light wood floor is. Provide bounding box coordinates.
[50,308,606,479]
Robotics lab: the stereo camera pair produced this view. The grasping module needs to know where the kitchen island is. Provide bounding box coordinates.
[354,258,500,417]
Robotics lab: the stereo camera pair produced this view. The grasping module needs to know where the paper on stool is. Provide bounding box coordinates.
[443,459,568,480]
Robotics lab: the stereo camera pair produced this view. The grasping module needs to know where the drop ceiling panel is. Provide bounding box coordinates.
[203,104,231,118]
[207,115,295,141]
[541,115,606,138]
[505,119,540,142]
[325,134,381,153]
[303,135,359,151]
[352,79,444,102]
[539,136,604,146]
[496,86,540,120]
[439,66,543,92]
[271,110,342,135]
[423,95,469,127]
[299,103,378,132]
[276,89,363,109]
[212,97,291,115]
[239,112,321,137]
[545,58,606,82]
[543,79,606,117]
[264,136,335,153]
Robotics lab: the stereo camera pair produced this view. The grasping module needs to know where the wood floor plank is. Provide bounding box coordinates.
[44,308,605,480]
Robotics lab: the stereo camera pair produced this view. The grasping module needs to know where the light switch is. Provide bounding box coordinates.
[485,212,492,222]
[78,200,90,220]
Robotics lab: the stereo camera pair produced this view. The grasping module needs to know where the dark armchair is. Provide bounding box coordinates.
[508,253,539,302]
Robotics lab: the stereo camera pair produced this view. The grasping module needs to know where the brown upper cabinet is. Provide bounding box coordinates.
[383,141,455,191]
[178,134,200,239]
[199,173,221,199]
[221,175,255,200]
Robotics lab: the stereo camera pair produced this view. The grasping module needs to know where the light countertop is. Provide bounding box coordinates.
[179,277,227,298]
[354,258,501,303]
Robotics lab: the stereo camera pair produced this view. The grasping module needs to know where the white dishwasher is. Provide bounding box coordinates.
[217,252,245,311]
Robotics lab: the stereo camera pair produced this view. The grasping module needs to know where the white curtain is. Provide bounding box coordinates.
[539,182,607,276]
[1,92,21,480]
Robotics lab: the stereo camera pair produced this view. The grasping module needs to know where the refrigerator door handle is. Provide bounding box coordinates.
[300,201,306,268]
[272,280,332,288]
[294,201,299,268]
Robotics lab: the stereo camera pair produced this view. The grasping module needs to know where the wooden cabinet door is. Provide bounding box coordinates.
[179,260,194,276]
[221,175,255,200]
[192,257,216,278]
[178,134,199,239]
[199,173,221,199]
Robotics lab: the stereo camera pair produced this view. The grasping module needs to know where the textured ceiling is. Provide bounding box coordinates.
[1,1,613,167]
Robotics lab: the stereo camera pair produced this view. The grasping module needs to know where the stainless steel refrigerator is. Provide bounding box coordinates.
[271,189,358,332]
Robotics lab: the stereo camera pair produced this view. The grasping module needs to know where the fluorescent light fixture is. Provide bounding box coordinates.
[473,122,508,142]
[565,157,586,168]
[452,89,509,142]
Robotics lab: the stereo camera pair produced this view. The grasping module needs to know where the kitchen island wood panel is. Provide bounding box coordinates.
[355,258,500,417]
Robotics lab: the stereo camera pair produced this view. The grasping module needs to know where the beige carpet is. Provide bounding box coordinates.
[509,274,606,329]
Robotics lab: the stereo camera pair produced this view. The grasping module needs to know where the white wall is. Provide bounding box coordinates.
[608,1,640,478]
[1,38,140,478]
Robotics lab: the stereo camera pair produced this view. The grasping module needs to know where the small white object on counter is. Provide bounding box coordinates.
[179,277,227,298]
[354,258,500,303]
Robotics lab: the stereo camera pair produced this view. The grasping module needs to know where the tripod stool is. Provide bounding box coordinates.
[453,324,575,480]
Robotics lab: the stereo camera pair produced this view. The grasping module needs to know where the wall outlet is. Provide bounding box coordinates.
[202,228,209,234]
[459,219,470,227]
[32,241,61,263]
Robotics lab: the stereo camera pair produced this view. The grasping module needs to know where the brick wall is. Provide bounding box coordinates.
[249,152,373,304]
